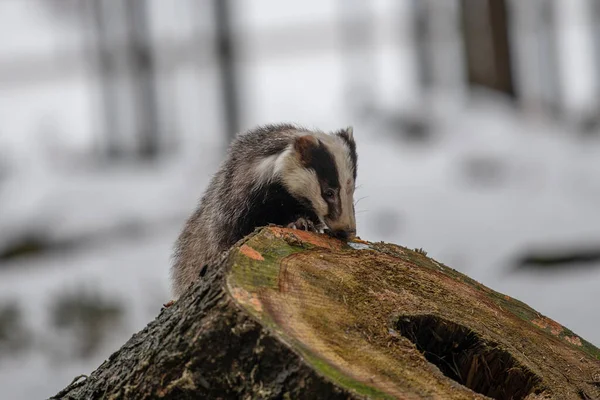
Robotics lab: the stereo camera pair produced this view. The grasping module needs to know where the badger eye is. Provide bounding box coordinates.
[323,189,335,200]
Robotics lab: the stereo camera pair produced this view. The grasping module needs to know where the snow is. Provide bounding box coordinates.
[1,1,600,399]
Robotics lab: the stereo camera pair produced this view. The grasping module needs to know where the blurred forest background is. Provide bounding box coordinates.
[2,0,600,398]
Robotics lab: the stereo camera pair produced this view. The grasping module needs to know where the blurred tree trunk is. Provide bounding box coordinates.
[536,0,562,116]
[84,0,161,161]
[213,0,241,144]
[52,226,600,399]
[123,0,161,160]
[85,0,122,159]
[461,0,515,97]
[507,0,562,117]
[591,0,600,131]
[411,0,433,90]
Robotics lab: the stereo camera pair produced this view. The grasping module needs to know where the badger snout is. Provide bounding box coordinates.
[329,228,356,241]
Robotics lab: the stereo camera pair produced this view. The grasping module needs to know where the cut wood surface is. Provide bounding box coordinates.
[52,226,600,400]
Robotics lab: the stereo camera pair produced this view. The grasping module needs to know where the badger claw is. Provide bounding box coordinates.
[287,217,317,232]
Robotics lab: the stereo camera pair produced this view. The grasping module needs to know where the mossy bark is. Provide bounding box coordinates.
[52,226,600,400]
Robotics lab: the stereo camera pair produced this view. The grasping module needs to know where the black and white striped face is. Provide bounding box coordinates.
[279,127,358,240]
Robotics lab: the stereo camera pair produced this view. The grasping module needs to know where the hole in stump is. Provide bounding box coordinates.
[396,314,541,400]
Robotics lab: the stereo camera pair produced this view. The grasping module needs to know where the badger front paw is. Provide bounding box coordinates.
[287,217,317,232]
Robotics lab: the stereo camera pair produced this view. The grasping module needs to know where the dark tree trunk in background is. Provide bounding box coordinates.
[411,0,433,90]
[123,0,161,160]
[461,0,515,98]
[538,0,562,117]
[84,0,161,161]
[213,0,241,143]
[86,0,122,159]
[591,1,600,129]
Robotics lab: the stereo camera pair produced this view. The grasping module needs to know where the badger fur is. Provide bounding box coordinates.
[170,123,358,299]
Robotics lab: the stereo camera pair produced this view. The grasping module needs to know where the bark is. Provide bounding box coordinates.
[52,226,600,400]
[461,0,515,97]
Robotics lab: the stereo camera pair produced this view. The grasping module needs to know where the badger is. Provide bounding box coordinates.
[170,123,358,299]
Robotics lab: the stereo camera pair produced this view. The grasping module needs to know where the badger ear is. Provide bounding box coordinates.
[293,135,319,166]
[345,126,354,140]
[335,126,354,143]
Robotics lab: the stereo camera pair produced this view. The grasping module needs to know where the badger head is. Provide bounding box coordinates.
[279,127,358,241]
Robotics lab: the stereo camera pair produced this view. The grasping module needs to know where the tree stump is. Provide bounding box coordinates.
[52,226,600,400]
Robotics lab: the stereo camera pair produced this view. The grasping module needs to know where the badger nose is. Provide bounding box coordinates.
[332,229,356,241]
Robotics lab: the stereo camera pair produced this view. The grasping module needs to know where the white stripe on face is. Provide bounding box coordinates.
[324,136,356,235]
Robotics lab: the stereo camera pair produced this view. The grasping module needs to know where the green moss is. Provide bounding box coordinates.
[226,232,311,334]
[485,290,537,323]
[301,350,396,400]
[228,240,299,292]
[560,327,600,361]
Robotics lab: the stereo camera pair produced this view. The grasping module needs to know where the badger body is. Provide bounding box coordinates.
[170,123,358,299]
